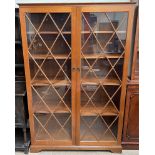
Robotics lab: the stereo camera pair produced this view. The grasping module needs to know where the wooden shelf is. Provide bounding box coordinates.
[81,53,124,59]
[81,104,118,116]
[81,31,126,34]
[31,54,71,59]
[28,30,125,35]
[15,122,25,128]
[32,79,71,86]
[27,31,71,34]
[15,119,29,128]
[33,102,71,114]
[15,40,22,44]
[31,53,123,60]
[15,64,24,68]
[81,78,121,86]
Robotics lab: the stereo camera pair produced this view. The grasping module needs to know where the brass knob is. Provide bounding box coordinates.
[72,67,76,71]
[77,68,80,71]
[72,68,80,71]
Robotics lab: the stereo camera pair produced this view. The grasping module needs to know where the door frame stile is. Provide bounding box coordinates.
[75,6,82,145]
[71,6,78,145]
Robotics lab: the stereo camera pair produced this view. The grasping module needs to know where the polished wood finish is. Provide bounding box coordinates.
[76,7,81,145]
[19,3,135,152]
[30,145,122,153]
[117,6,135,145]
[131,16,139,81]
[71,7,77,145]
[20,6,76,146]
[122,13,139,150]
[122,84,139,149]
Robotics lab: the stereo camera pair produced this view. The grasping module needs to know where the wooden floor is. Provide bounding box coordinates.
[16,150,139,155]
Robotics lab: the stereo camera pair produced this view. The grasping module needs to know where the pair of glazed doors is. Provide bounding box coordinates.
[19,4,134,146]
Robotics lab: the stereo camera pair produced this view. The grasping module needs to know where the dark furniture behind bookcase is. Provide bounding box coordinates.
[122,8,139,149]
[15,8,30,154]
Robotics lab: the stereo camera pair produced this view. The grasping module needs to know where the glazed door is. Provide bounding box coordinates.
[20,6,76,145]
[76,5,134,146]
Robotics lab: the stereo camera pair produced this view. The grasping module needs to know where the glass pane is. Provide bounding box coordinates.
[26,13,71,56]
[25,13,72,142]
[29,58,71,83]
[81,58,124,85]
[80,12,128,143]
[81,12,128,54]
[32,85,71,113]
[34,113,71,141]
[80,116,118,141]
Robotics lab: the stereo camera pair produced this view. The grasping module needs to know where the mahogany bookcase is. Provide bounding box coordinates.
[19,3,135,153]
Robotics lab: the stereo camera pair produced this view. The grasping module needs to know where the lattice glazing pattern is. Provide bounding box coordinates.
[25,13,72,142]
[80,12,128,142]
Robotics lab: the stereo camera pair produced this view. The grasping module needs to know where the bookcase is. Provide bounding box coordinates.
[19,3,135,152]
